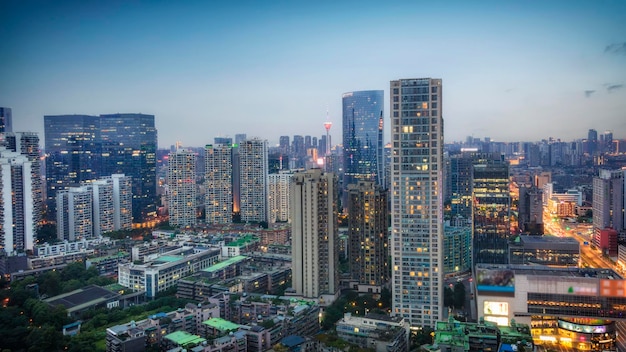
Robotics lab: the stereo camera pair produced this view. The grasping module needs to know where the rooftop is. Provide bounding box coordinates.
[44,285,120,313]
[476,264,620,279]
[164,331,206,347]
[202,255,247,273]
[202,317,240,332]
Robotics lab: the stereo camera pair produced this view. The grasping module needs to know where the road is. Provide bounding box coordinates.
[543,210,618,272]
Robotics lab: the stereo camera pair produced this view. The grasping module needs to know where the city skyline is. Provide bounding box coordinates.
[2,1,625,147]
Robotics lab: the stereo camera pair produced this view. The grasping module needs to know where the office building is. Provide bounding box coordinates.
[268,171,293,223]
[167,149,197,227]
[100,114,157,223]
[0,107,12,133]
[238,138,268,223]
[44,114,157,223]
[518,184,544,235]
[587,129,598,156]
[44,115,100,218]
[390,77,444,327]
[290,169,339,303]
[509,235,579,266]
[342,90,385,189]
[473,155,511,264]
[347,181,389,293]
[593,169,625,240]
[205,144,233,224]
[0,149,37,254]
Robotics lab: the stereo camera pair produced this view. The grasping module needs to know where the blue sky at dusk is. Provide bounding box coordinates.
[1,0,625,148]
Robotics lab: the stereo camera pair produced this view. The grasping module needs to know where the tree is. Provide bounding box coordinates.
[453,282,466,309]
[443,286,454,307]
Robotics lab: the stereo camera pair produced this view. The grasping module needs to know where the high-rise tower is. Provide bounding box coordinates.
[205,143,233,224]
[238,138,268,223]
[0,107,12,133]
[100,114,157,223]
[167,149,197,227]
[347,181,389,293]
[0,148,37,254]
[390,78,444,327]
[342,90,384,188]
[44,115,100,218]
[290,168,339,303]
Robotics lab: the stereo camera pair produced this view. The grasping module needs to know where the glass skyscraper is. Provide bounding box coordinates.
[342,90,385,189]
[390,78,443,328]
[44,115,100,218]
[44,114,157,223]
[100,113,157,222]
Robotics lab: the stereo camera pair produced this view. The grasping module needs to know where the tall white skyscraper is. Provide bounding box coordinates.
[0,148,36,254]
[268,171,293,223]
[290,168,339,303]
[109,174,133,230]
[390,78,444,327]
[239,138,268,223]
[205,144,233,224]
[167,149,197,227]
[57,186,93,241]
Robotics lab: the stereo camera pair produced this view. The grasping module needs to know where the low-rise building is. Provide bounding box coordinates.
[336,313,410,352]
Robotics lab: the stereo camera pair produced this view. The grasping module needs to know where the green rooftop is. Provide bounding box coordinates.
[227,234,259,247]
[164,331,206,347]
[202,317,240,332]
[202,255,247,273]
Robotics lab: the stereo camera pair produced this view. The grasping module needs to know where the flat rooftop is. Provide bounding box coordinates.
[44,285,119,313]
[164,331,206,347]
[202,255,247,273]
[202,317,239,332]
[476,264,620,279]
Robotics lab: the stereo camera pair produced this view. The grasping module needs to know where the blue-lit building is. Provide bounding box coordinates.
[100,113,157,222]
[44,114,157,223]
[44,115,101,218]
[342,90,384,190]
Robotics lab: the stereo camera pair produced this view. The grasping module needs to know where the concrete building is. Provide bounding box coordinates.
[118,247,220,297]
[0,148,37,254]
[336,313,410,352]
[0,107,12,133]
[518,184,544,235]
[238,138,269,223]
[593,169,625,240]
[346,181,389,293]
[290,168,339,303]
[57,186,93,241]
[268,171,293,223]
[508,235,579,266]
[390,77,444,327]
[167,149,197,227]
[443,220,472,276]
[205,143,233,224]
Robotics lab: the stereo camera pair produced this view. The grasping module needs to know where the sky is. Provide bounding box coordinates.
[1,0,625,148]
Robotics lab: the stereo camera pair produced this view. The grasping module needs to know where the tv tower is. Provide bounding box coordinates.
[324,111,332,156]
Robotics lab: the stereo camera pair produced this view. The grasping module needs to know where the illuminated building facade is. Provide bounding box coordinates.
[268,171,292,223]
[100,114,157,223]
[472,155,511,264]
[390,78,444,327]
[593,169,625,240]
[238,138,268,223]
[167,149,197,227]
[342,90,385,189]
[475,264,624,351]
[347,181,389,293]
[290,168,339,303]
[205,144,233,224]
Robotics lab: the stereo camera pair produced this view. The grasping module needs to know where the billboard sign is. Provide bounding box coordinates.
[476,268,515,293]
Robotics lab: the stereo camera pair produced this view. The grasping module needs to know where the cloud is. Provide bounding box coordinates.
[605,42,626,55]
[606,84,624,93]
[584,90,595,98]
